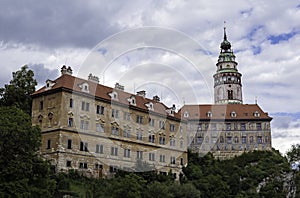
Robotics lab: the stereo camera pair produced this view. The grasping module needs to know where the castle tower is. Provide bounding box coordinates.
[214,25,243,104]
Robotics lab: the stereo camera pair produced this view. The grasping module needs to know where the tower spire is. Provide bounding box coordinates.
[214,24,243,104]
[223,21,227,41]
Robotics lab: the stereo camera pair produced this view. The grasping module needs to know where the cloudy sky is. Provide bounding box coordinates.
[0,0,299,154]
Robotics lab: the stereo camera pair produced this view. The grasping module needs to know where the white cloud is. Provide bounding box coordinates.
[0,0,300,154]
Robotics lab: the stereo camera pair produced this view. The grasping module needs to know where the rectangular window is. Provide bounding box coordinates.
[123,127,131,138]
[159,121,165,130]
[109,166,118,173]
[80,120,84,129]
[257,136,262,144]
[136,131,143,140]
[180,140,183,148]
[96,123,104,133]
[124,149,131,158]
[80,142,88,152]
[227,137,232,144]
[96,144,104,153]
[96,105,105,115]
[47,139,51,149]
[80,142,84,151]
[256,123,262,131]
[81,101,89,111]
[111,147,118,156]
[67,139,72,149]
[149,153,155,161]
[159,136,165,145]
[242,136,247,144]
[112,109,119,118]
[79,162,88,169]
[69,98,73,108]
[226,123,231,131]
[81,101,85,111]
[123,112,131,121]
[66,160,72,167]
[39,101,43,111]
[180,158,184,166]
[84,121,89,130]
[159,155,165,162]
[80,120,89,130]
[95,164,103,170]
[170,138,176,146]
[149,135,155,143]
[137,151,143,159]
[241,123,246,131]
[149,118,155,127]
[169,124,175,132]
[68,118,73,127]
[170,156,176,164]
[136,115,143,124]
[85,103,89,111]
[111,126,119,136]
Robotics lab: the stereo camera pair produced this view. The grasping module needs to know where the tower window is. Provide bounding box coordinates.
[228,90,233,100]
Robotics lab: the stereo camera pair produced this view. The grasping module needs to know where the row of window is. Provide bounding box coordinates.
[68,118,181,144]
[192,135,269,145]
[46,139,184,157]
[191,122,265,131]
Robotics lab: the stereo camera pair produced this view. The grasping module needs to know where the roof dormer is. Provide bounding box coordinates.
[127,96,136,106]
[145,102,154,111]
[78,82,89,93]
[45,79,56,90]
[109,91,118,101]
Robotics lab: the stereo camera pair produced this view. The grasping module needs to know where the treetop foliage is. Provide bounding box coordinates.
[0,65,37,115]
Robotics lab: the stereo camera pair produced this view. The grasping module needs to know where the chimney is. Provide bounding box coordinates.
[61,65,72,75]
[153,95,160,102]
[88,73,99,83]
[115,82,124,91]
[137,90,146,98]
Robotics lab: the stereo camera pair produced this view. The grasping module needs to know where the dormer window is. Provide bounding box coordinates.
[230,111,237,117]
[45,79,55,90]
[253,111,260,117]
[183,111,189,118]
[127,96,136,106]
[79,82,89,93]
[145,102,154,111]
[206,111,212,117]
[109,91,118,100]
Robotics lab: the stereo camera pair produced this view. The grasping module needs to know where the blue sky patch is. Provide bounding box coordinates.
[247,25,264,41]
[251,45,261,55]
[268,31,297,44]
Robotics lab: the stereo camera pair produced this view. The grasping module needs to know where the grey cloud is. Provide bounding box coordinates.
[0,0,121,48]
[29,64,58,87]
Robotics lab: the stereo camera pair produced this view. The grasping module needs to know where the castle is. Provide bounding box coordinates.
[31,28,272,178]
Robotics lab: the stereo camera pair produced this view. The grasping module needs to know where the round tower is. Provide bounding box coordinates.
[214,25,243,104]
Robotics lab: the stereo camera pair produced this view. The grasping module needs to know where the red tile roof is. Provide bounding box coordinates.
[179,104,272,121]
[32,74,181,119]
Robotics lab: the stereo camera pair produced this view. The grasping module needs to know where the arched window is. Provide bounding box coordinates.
[228,90,233,100]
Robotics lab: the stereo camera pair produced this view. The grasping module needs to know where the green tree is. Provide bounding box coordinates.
[0,65,37,114]
[0,106,55,197]
[286,144,300,162]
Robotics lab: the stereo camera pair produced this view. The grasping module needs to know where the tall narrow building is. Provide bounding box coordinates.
[214,26,243,104]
